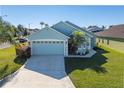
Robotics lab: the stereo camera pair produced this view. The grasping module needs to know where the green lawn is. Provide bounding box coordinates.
[65,45,124,88]
[0,46,26,79]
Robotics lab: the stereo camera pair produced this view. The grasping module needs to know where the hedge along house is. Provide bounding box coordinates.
[27,21,96,56]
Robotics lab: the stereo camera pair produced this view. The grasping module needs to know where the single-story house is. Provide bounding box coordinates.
[27,21,96,56]
[87,26,103,32]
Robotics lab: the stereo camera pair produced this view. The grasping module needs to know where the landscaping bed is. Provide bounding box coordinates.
[65,45,124,88]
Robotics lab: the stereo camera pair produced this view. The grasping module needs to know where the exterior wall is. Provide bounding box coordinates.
[85,35,96,49]
[96,38,124,53]
[64,40,68,56]
[88,37,91,50]
[28,27,69,41]
[91,37,96,48]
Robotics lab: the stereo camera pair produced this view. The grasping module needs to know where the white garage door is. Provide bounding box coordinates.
[32,40,65,55]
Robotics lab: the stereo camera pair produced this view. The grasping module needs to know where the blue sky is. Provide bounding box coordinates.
[1,5,124,29]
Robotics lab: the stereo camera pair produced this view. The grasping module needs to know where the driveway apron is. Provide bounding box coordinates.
[2,55,75,88]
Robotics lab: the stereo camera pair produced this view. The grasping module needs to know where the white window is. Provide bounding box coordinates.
[45,41,47,43]
[49,41,51,43]
[56,41,60,44]
[60,41,63,43]
[41,41,43,43]
[37,41,40,43]
[53,41,55,44]
[33,41,36,43]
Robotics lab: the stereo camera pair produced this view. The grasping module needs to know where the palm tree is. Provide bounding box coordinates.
[72,31,86,46]
[40,22,44,29]
[68,30,86,54]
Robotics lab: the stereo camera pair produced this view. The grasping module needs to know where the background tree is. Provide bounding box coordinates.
[23,28,29,36]
[0,17,15,43]
[17,24,29,36]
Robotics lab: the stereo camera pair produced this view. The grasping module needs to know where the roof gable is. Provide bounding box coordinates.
[27,27,69,40]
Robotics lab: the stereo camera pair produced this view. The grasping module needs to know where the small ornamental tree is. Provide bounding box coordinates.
[68,30,86,54]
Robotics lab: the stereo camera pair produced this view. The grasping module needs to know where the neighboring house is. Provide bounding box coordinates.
[87,26,103,33]
[95,24,124,39]
[28,28,40,34]
[27,21,96,56]
[95,24,124,53]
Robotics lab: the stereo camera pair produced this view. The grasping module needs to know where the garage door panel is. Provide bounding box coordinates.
[32,41,64,55]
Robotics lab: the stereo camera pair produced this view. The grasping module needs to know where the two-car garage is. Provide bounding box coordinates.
[31,39,67,56]
[28,27,69,56]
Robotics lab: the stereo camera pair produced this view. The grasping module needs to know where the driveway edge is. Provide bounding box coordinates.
[64,73,75,88]
[0,60,28,87]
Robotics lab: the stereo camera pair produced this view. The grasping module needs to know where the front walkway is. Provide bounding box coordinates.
[2,55,74,88]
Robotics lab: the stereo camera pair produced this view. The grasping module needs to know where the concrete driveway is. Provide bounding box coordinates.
[2,55,74,88]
